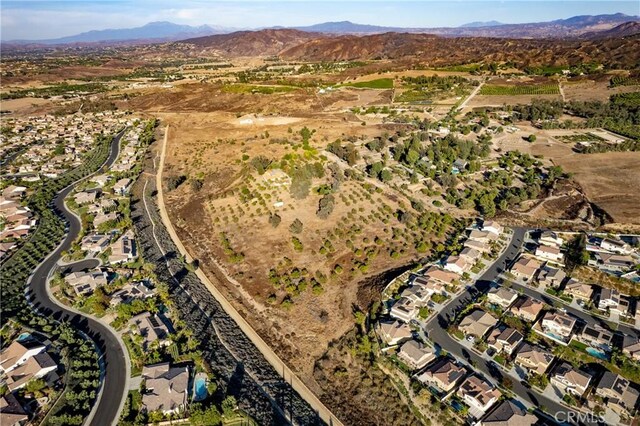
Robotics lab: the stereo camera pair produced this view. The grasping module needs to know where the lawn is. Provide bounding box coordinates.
[479,84,560,96]
[493,354,507,365]
[342,78,394,89]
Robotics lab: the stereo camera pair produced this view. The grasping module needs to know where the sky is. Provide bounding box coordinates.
[1,0,638,40]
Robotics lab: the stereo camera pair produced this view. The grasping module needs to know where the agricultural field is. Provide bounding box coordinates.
[610,75,640,87]
[396,75,477,103]
[341,78,394,89]
[556,132,606,143]
[479,83,560,95]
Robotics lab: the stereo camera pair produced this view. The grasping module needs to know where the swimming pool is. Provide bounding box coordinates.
[544,332,567,343]
[17,333,31,341]
[193,376,207,401]
[586,347,609,360]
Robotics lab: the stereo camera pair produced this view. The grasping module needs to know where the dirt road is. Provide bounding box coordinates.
[156,126,344,426]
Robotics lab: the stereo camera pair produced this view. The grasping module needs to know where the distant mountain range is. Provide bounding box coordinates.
[459,21,505,28]
[4,13,639,45]
[7,21,235,45]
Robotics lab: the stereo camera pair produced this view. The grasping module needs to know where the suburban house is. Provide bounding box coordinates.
[534,244,564,264]
[0,393,28,426]
[108,231,136,264]
[576,325,613,352]
[508,296,544,322]
[415,358,466,393]
[486,326,524,355]
[468,230,498,243]
[64,270,108,296]
[91,174,110,187]
[592,253,636,272]
[464,239,492,254]
[412,276,446,298]
[537,264,566,288]
[563,279,593,302]
[93,211,119,227]
[616,296,633,317]
[539,230,564,248]
[595,372,639,417]
[486,287,518,309]
[141,363,189,415]
[129,312,173,349]
[400,285,431,306]
[622,335,640,362]
[80,233,110,253]
[510,257,542,282]
[397,340,436,371]
[378,320,412,346]
[110,281,155,307]
[452,158,468,173]
[514,343,554,375]
[423,266,459,286]
[598,288,621,311]
[74,191,97,205]
[2,185,27,200]
[540,311,575,339]
[0,339,47,374]
[600,238,632,255]
[550,362,592,397]
[390,297,418,323]
[443,255,471,275]
[459,247,481,262]
[459,310,498,339]
[113,178,132,196]
[481,220,503,236]
[457,375,502,418]
[479,399,537,426]
[5,352,57,391]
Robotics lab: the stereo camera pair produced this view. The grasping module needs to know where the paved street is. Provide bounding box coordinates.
[26,132,129,426]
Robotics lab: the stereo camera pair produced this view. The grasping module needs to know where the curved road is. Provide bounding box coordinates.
[26,132,128,426]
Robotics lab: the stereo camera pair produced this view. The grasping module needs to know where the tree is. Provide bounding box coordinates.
[268,213,281,228]
[250,156,271,174]
[289,219,303,234]
[221,395,237,417]
[190,179,203,192]
[166,175,186,191]
[527,134,537,143]
[317,195,335,219]
[190,403,222,425]
[380,169,393,182]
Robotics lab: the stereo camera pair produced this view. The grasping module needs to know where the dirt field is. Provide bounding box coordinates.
[562,78,639,102]
[529,138,640,224]
[467,94,562,108]
[158,110,449,385]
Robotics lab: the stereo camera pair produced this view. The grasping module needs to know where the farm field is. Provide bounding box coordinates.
[479,83,560,95]
[340,78,394,89]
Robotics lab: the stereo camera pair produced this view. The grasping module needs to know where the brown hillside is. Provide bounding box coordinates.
[177,28,321,56]
[279,32,640,68]
[581,21,640,39]
[177,28,639,69]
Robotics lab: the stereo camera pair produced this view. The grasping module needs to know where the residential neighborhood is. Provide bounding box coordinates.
[374,221,640,425]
